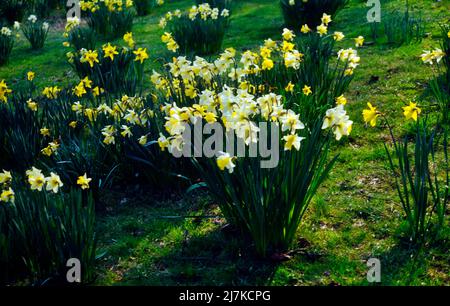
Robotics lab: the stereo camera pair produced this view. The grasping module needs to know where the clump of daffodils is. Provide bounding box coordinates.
[152,51,353,173]
[80,0,135,38]
[159,3,229,29]
[71,75,104,100]
[71,95,153,146]
[150,26,359,172]
[419,26,449,123]
[298,14,363,75]
[21,14,50,50]
[80,0,134,12]
[67,37,147,94]
[74,36,147,68]
[0,26,16,66]
[159,3,230,55]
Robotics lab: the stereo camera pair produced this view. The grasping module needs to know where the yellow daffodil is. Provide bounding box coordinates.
[133,48,149,64]
[161,32,173,43]
[123,32,135,48]
[41,145,53,157]
[84,108,98,123]
[103,43,119,61]
[92,86,104,97]
[162,33,179,52]
[72,101,83,113]
[42,86,60,99]
[285,82,295,93]
[27,99,38,111]
[77,173,92,190]
[73,82,87,97]
[281,40,295,52]
[260,46,272,58]
[344,68,354,76]
[282,28,295,41]
[204,112,217,124]
[362,102,379,127]
[166,38,179,52]
[0,188,15,203]
[158,134,169,151]
[301,24,311,34]
[82,50,99,68]
[355,36,364,47]
[27,71,35,81]
[317,24,328,36]
[402,102,421,122]
[185,83,197,98]
[81,76,93,88]
[40,128,50,137]
[302,85,312,96]
[103,133,115,145]
[262,58,274,70]
[69,121,78,128]
[333,31,345,41]
[321,13,332,25]
[0,170,12,185]
[0,80,12,103]
[335,95,347,105]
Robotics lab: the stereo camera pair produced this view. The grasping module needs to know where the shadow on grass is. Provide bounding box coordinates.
[95,196,278,286]
[152,227,278,286]
[373,234,450,285]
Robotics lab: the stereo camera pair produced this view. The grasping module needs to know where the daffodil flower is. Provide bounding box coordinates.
[283,134,304,151]
[216,152,236,173]
[77,173,92,190]
[45,172,63,193]
[362,102,379,127]
[402,102,421,122]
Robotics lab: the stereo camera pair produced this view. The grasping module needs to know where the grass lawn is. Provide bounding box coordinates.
[1,0,449,285]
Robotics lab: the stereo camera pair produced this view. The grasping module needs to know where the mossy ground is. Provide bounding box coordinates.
[1,0,449,285]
